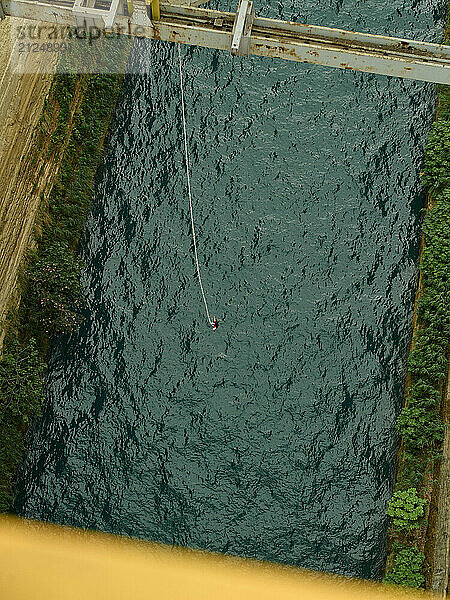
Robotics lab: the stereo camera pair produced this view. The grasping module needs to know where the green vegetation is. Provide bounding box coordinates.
[396,183,449,463]
[386,488,426,531]
[46,74,84,154]
[384,14,450,589]
[0,337,44,511]
[421,121,450,190]
[23,243,85,340]
[0,57,128,510]
[383,546,426,589]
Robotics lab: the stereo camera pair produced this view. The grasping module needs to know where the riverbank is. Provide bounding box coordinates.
[383,9,450,595]
[0,33,131,510]
[0,17,60,352]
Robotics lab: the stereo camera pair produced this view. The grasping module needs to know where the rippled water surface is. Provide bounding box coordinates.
[15,0,446,579]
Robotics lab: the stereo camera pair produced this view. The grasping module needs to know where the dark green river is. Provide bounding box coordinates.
[15,0,446,580]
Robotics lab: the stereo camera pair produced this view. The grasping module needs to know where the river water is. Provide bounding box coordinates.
[15,0,445,579]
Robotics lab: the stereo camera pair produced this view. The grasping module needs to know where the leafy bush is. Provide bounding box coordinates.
[407,339,448,383]
[398,452,428,490]
[421,120,450,191]
[405,380,441,410]
[397,405,445,451]
[386,488,426,531]
[24,243,85,338]
[383,547,425,588]
[0,337,44,426]
[0,337,44,511]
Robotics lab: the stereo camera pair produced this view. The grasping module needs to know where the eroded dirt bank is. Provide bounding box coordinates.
[0,17,59,350]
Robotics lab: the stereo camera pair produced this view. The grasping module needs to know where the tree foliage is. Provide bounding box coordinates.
[386,488,426,531]
[0,337,44,511]
[421,121,450,191]
[383,547,425,589]
[23,243,85,339]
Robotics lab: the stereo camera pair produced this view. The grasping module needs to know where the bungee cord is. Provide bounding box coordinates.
[177,43,216,330]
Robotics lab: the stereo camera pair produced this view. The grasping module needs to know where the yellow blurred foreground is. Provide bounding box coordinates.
[0,516,429,600]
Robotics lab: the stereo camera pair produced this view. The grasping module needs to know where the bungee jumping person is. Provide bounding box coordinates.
[212,317,218,331]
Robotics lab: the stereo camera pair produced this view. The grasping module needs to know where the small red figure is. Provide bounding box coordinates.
[212,317,218,331]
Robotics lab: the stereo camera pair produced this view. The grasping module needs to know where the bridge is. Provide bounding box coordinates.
[1,0,449,83]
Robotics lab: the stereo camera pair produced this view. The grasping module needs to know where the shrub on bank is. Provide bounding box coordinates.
[23,243,85,339]
[421,120,450,191]
[0,337,44,511]
[383,547,426,588]
[386,488,426,531]
[0,337,44,426]
[397,405,445,451]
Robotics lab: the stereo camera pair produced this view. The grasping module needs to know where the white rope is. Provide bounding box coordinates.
[177,43,214,326]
